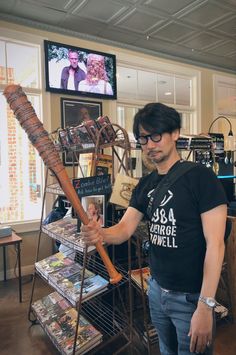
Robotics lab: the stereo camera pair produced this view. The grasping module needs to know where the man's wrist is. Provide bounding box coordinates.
[198,296,216,309]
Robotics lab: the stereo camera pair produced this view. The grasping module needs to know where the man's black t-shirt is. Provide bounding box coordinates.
[129,164,227,293]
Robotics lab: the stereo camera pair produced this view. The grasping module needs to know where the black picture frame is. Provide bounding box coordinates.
[61,98,102,166]
[44,40,117,100]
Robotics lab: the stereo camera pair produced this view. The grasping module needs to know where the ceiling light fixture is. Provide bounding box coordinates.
[164,92,172,96]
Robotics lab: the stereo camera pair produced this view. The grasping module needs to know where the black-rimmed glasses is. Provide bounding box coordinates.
[136,133,162,145]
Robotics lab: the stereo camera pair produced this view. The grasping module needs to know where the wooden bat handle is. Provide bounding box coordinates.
[4,84,122,284]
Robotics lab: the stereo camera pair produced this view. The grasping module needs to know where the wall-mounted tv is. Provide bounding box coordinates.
[44,40,117,100]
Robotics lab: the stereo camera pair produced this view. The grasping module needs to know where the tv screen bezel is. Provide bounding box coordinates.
[44,40,117,100]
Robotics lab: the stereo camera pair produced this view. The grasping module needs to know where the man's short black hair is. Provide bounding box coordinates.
[133,102,181,138]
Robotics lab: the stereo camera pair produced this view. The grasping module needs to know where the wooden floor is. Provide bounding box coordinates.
[0,276,235,355]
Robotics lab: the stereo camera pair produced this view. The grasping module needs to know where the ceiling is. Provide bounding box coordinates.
[0,0,236,74]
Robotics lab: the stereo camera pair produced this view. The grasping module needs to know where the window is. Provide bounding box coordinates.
[117,65,196,177]
[117,66,195,136]
[0,38,43,224]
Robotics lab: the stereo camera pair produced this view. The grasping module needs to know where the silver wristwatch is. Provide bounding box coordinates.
[199,296,216,309]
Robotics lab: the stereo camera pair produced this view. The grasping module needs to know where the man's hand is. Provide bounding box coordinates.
[80,220,103,245]
[188,303,213,353]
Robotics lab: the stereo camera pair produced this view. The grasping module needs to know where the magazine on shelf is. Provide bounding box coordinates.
[46,307,102,355]
[35,252,74,280]
[83,119,105,145]
[76,124,95,149]
[88,153,113,177]
[49,264,95,290]
[67,126,84,149]
[56,273,109,306]
[96,115,117,143]
[32,291,72,324]
[130,266,150,293]
[46,182,64,195]
[143,324,159,345]
[42,216,96,253]
[32,291,102,355]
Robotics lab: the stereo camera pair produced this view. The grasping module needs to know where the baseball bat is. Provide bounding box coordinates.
[4,84,122,284]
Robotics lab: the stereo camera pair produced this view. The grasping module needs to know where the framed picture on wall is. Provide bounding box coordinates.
[61,98,102,128]
[60,98,102,165]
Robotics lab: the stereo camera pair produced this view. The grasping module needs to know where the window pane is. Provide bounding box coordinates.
[217,85,236,116]
[180,112,192,135]
[0,92,43,223]
[176,77,191,106]
[137,70,156,101]
[6,42,40,88]
[157,74,174,104]
[117,67,137,99]
[0,40,6,85]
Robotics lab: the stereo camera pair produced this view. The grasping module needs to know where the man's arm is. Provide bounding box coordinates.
[81,207,143,245]
[60,67,67,89]
[189,203,227,353]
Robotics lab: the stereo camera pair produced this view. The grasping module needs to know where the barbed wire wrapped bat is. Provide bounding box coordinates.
[4,84,122,284]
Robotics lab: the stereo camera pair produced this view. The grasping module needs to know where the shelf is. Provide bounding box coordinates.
[81,298,130,339]
[46,183,64,195]
[29,123,133,355]
[35,251,128,309]
[32,295,103,355]
[41,217,96,253]
[31,292,130,355]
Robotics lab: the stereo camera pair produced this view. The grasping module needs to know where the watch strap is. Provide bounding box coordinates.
[199,296,216,309]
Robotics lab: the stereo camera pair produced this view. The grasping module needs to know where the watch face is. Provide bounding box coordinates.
[207,298,216,307]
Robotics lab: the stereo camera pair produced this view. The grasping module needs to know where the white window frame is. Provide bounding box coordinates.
[0,28,51,233]
[116,53,201,135]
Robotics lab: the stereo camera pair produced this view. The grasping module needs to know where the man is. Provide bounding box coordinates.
[60,50,86,90]
[81,103,227,355]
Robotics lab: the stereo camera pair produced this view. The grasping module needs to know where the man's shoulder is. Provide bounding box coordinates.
[135,171,158,191]
[61,66,69,73]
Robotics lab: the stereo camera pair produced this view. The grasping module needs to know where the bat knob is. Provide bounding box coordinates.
[109,272,123,284]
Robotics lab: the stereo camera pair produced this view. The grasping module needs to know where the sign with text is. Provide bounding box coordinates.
[72,174,112,197]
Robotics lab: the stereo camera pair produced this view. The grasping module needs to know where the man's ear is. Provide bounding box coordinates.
[172,129,180,142]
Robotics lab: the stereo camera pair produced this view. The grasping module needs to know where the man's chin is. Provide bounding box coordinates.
[148,152,163,163]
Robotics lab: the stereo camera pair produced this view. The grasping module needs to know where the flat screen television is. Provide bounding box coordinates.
[44,40,117,100]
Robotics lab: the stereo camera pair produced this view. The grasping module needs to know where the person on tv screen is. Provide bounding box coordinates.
[60,50,86,90]
[79,54,113,95]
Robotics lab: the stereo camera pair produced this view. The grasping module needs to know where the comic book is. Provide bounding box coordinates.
[46,308,102,355]
[35,252,74,280]
[96,115,117,143]
[130,266,150,293]
[31,291,71,324]
[49,264,95,290]
[88,153,113,177]
[56,273,109,306]
[32,291,103,354]
[76,124,95,149]
[42,217,96,253]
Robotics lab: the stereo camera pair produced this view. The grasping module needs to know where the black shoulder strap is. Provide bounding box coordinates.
[147,160,197,219]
